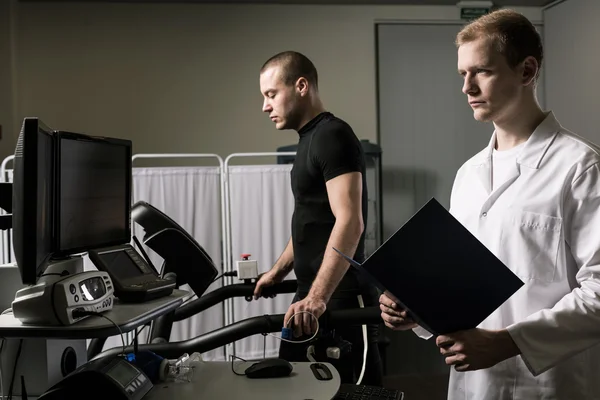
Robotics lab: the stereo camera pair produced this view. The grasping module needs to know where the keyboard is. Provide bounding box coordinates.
[334,383,404,400]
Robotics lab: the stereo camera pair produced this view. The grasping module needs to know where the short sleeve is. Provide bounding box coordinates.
[309,121,363,182]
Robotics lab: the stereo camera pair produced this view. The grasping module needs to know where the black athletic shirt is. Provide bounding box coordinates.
[291,112,368,294]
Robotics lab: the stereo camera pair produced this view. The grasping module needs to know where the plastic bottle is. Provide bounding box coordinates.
[159,352,203,383]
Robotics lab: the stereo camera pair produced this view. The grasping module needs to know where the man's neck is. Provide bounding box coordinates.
[297,99,326,132]
[493,99,546,151]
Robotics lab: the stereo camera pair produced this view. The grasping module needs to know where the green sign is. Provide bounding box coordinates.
[461,7,491,20]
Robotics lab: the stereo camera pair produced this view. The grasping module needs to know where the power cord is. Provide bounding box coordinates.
[7,339,23,400]
[230,354,248,376]
[213,271,237,283]
[73,310,126,356]
[355,294,367,386]
[267,311,320,344]
[0,338,5,400]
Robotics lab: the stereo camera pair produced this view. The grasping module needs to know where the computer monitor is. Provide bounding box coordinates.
[55,131,132,255]
[11,119,133,286]
[12,118,57,285]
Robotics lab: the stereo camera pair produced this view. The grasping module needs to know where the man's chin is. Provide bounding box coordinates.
[473,110,493,123]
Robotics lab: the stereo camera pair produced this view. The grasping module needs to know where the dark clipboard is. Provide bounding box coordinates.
[333,197,524,336]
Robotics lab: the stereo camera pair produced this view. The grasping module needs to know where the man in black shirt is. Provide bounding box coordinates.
[254,51,383,386]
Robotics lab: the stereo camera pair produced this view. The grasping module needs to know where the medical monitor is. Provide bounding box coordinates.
[55,131,132,255]
[12,118,57,285]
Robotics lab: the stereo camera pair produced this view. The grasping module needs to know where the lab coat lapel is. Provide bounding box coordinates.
[471,112,561,199]
[472,133,495,195]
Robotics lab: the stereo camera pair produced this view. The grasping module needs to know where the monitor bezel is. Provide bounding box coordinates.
[12,117,57,285]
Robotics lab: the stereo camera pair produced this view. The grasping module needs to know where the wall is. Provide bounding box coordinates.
[0,0,17,162]
[6,2,542,165]
[544,0,600,144]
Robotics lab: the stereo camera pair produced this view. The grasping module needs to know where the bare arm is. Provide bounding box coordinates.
[307,172,364,303]
[270,236,294,280]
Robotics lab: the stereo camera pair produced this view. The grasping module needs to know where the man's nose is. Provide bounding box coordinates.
[262,99,272,113]
[462,76,477,95]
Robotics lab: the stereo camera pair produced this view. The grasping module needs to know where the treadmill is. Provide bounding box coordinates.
[87,200,298,359]
[86,201,402,399]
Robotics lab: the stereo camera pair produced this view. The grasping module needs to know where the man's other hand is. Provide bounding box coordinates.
[253,271,281,300]
[283,296,327,337]
[379,293,418,331]
[436,328,521,372]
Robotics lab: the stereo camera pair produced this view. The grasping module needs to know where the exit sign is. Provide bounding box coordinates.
[461,7,491,20]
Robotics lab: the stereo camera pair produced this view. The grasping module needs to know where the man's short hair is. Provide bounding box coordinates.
[260,51,319,89]
[456,9,543,77]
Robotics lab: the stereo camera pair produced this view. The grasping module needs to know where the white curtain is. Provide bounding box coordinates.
[1,169,14,265]
[128,166,225,360]
[228,165,295,360]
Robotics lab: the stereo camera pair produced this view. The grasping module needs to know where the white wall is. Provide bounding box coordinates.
[6,2,541,162]
[544,0,600,144]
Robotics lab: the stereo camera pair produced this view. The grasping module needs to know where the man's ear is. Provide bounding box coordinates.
[296,77,309,96]
[521,56,539,87]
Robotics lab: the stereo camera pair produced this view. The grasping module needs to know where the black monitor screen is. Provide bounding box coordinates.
[12,118,56,284]
[57,133,132,253]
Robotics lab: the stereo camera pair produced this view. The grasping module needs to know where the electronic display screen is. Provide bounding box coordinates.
[58,136,130,252]
[79,277,106,301]
[98,250,143,281]
[106,360,139,388]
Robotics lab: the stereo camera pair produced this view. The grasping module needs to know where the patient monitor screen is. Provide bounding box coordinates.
[59,138,130,251]
[96,250,143,281]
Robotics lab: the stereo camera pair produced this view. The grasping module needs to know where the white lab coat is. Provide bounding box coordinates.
[434,111,600,399]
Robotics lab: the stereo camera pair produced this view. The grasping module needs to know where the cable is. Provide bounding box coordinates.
[355,294,367,386]
[0,338,5,400]
[306,345,317,363]
[7,339,23,400]
[132,235,158,275]
[267,311,320,344]
[74,311,126,356]
[230,354,248,376]
[129,324,145,347]
[213,271,237,283]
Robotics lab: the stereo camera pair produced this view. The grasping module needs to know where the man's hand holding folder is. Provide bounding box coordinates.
[379,293,417,331]
[379,292,521,372]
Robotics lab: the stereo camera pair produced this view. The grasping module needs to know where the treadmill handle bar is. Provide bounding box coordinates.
[92,306,382,361]
[86,280,298,360]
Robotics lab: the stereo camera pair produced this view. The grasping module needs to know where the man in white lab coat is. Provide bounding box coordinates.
[379,8,600,400]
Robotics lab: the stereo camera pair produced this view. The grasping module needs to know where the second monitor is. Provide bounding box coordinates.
[55,130,132,255]
[88,244,175,303]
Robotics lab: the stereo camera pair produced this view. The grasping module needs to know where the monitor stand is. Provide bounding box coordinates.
[12,256,84,326]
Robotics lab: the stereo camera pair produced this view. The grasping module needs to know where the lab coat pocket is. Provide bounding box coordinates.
[502,210,562,283]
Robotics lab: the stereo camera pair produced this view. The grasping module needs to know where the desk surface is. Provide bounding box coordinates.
[0,290,187,339]
[145,361,341,400]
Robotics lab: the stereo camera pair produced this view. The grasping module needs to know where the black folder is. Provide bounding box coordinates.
[334,197,523,336]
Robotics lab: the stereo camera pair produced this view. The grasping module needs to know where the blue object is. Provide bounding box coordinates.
[125,353,136,362]
[131,351,165,383]
[281,327,293,340]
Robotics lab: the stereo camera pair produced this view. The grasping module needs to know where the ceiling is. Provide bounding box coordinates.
[20,0,557,6]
